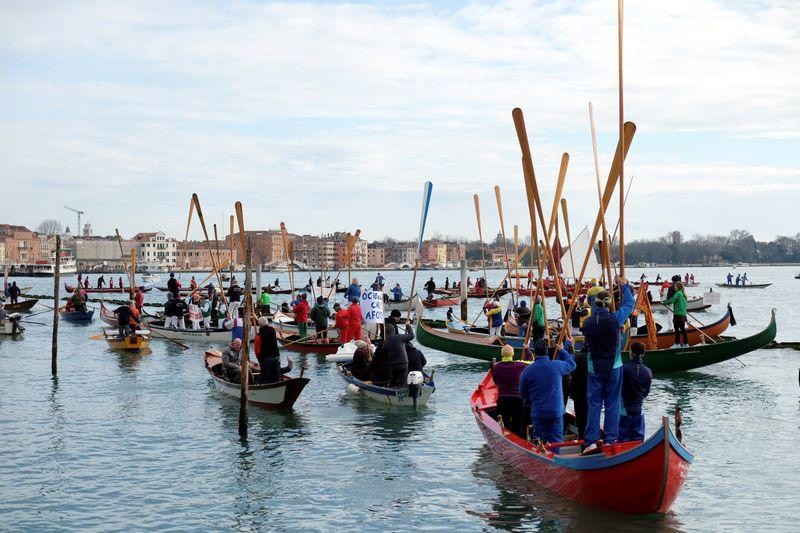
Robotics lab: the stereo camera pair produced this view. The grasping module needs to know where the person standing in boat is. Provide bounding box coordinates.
[531,296,546,341]
[97,275,105,289]
[519,339,576,443]
[619,342,653,442]
[78,273,83,287]
[492,344,527,436]
[424,277,436,298]
[580,276,635,453]
[661,281,688,347]
[374,272,385,289]
[742,273,749,285]
[113,302,135,337]
[309,296,331,340]
[227,279,243,317]
[655,274,662,283]
[7,282,20,304]
[514,300,531,338]
[333,302,350,343]
[484,298,503,336]
[726,272,733,285]
[189,276,197,291]
[188,295,202,330]
[118,276,123,289]
[133,287,145,314]
[293,293,311,339]
[109,278,114,289]
[167,273,179,299]
[347,297,363,342]
[255,316,281,384]
[200,295,212,329]
[384,320,415,387]
[344,278,361,301]
[84,276,90,289]
[258,290,271,315]
[163,293,177,328]
[390,283,404,302]
[735,273,741,286]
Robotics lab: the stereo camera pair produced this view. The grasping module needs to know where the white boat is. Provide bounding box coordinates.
[142,273,161,282]
[204,350,309,409]
[146,319,232,342]
[325,340,367,363]
[337,363,435,407]
[653,295,709,312]
[6,258,77,276]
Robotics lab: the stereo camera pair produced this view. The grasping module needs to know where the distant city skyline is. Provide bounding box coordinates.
[2,1,798,242]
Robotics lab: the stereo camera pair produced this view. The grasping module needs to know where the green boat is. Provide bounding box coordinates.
[416,309,777,373]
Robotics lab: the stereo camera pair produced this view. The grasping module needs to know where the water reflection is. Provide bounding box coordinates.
[470,447,685,531]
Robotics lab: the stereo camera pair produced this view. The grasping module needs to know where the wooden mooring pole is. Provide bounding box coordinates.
[51,235,60,375]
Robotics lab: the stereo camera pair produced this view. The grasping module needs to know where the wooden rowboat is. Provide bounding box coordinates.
[204,351,309,409]
[471,370,692,514]
[2,298,38,312]
[58,307,94,322]
[99,301,118,327]
[421,296,460,308]
[416,309,777,373]
[276,330,341,354]
[714,283,772,289]
[146,320,231,342]
[103,329,151,350]
[65,284,151,294]
[337,363,435,407]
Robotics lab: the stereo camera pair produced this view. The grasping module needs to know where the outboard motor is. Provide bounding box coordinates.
[407,370,424,409]
[7,313,24,334]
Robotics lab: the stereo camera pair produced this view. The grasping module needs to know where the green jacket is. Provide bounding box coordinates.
[259,291,271,307]
[309,303,331,326]
[661,289,687,316]
[532,303,545,327]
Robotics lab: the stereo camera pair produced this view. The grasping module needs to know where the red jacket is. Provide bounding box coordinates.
[134,290,144,308]
[293,300,311,323]
[335,309,349,329]
[347,303,362,330]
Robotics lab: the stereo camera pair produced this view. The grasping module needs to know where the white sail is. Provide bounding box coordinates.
[561,226,602,281]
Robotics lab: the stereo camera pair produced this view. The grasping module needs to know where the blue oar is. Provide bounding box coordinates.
[405,181,433,321]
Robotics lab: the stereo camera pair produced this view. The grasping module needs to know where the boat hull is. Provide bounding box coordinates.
[59,308,94,322]
[472,371,692,514]
[2,299,38,312]
[66,284,151,294]
[146,320,231,342]
[337,364,434,407]
[104,330,151,350]
[417,309,777,372]
[205,352,308,409]
[714,283,771,289]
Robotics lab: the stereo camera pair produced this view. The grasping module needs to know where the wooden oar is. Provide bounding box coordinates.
[494,186,515,306]
[468,245,531,328]
[560,199,577,281]
[556,121,637,343]
[147,326,191,349]
[278,324,339,348]
[235,200,254,437]
[179,196,196,281]
[617,0,626,276]
[588,102,614,299]
[473,194,490,295]
[405,182,433,321]
[191,193,230,317]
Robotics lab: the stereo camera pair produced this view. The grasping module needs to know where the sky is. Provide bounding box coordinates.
[1,0,798,244]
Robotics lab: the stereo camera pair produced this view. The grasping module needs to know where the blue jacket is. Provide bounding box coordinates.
[391,286,403,301]
[519,349,576,419]
[621,358,652,415]
[580,284,634,374]
[344,283,361,301]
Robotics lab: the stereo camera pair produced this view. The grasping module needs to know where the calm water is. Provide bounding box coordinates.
[1,266,798,531]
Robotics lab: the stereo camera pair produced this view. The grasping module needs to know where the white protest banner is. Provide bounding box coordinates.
[360,290,385,324]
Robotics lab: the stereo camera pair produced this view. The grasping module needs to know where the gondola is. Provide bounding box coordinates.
[337,362,435,407]
[714,282,772,289]
[2,298,38,312]
[204,351,309,409]
[471,370,692,514]
[416,309,777,373]
[58,307,94,322]
[99,301,118,327]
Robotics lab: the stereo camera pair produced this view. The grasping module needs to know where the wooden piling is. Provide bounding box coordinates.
[238,238,252,438]
[51,235,60,375]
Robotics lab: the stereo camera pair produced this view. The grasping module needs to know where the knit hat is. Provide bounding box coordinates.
[500,344,514,361]
[534,339,548,356]
[389,309,402,318]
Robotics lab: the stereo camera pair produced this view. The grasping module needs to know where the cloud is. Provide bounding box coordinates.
[0,0,798,242]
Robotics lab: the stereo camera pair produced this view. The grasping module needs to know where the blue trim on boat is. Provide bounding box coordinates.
[668,430,694,463]
[338,364,435,396]
[553,427,664,470]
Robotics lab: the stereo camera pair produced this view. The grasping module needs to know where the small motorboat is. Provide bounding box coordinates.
[1,313,25,336]
[204,350,309,409]
[103,329,151,350]
[59,307,94,322]
[142,273,161,282]
[2,298,38,312]
[337,362,435,408]
[471,369,692,514]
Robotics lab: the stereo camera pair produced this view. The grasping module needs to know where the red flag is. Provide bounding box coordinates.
[548,236,564,276]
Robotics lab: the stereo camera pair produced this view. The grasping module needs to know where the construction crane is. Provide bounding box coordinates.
[64,205,84,235]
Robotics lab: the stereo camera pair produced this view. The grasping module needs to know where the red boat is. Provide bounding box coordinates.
[471,370,692,514]
[421,296,460,308]
[65,284,151,294]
